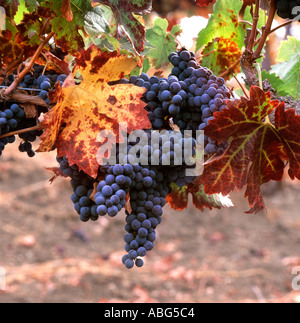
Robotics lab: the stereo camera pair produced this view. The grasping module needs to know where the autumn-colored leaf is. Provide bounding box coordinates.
[0,10,45,68]
[196,0,214,7]
[196,0,266,53]
[0,30,23,69]
[201,36,241,80]
[200,86,300,214]
[275,105,300,181]
[166,182,233,212]
[42,51,71,75]
[61,0,73,22]
[92,0,152,53]
[38,45,151,178]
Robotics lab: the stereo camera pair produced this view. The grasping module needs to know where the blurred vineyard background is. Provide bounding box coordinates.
[0,0,300,303]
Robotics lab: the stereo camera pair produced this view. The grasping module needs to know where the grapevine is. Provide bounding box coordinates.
[0,0,299,271]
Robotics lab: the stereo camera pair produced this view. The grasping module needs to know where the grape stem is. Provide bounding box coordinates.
[269,19,294,35]
[0,124,44,139]
[251,0,277,61]
[232,74,249,99]
[218,58,241,78]
[0,31,55,100]
[246,0,261,52]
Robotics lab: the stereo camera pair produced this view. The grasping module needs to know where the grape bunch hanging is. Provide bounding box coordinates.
[0,64,67,157]
[53,48,230,269]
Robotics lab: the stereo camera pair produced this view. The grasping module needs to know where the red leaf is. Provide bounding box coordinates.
[275,105,300,180]
[200,86,300,214]
[166,182,233,212]
[196,0,214,7]
[61,0,73,22]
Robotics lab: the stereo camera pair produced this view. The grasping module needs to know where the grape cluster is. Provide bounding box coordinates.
[71,179,98,222]
[129,49,230,156]
[18,117,43,157]
[17,64,67,105]
[117,130,197,187]
[95,164,133,218]
[53,48,233,269]
[275,0,300,20]
[122,165,171,268]
[0,102,43,157]
[167,49,230,155]
[129,73,169,130]
[57,156,98,222]
[0,64,68,158]
[0,104,22,156]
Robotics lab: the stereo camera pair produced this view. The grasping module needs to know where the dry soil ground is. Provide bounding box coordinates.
[0,140,300,303]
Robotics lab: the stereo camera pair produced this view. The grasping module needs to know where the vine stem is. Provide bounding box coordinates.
[218,58,241,78]
[251,0,277,61]
[247,0,261,51]
[269,19,294,35]
[232,74,249,99]
[1,31,55,99]
[0,124,44,139]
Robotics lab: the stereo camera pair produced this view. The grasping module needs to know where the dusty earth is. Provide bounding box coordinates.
[0,140,300,303]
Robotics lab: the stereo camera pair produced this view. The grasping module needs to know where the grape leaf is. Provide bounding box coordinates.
[14,0,28,24]
[196,0,214,7]
[196,0,265,52]
[200,86,300,214]
[201,36,241,80]
[41,0,110,55]
[91,0,152,53]
[270,36,300,99]
[166,182,233,212]
[61,0,73,22]
[276,36,300,62]
[271,56,300,100]
[24,0,39,13]
[261,70,289,97]
[145,17,182,69]
[37,46,151,178]
[0,12,44,68]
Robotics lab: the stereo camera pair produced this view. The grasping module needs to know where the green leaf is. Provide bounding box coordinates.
[261,70,289,97]
[41,0,110,55]
[92,0,152,53]
[14,0,28,24]
[142,57,151,73]
[24,0,39,12]
[145,17,182,69]
[268,35,300,99]
[277,36,300,62]
[271,55,300,100]
[196,0,265,52]
[84,6,110,36]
